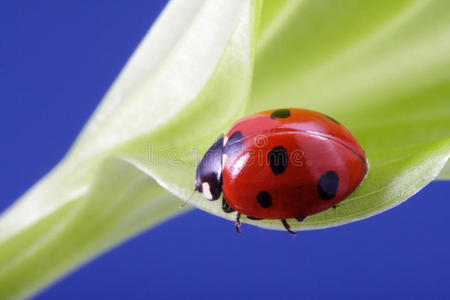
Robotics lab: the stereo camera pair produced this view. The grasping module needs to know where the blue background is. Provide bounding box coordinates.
[1,1,449,299]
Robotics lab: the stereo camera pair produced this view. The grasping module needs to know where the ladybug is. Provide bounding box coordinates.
[187,108,367,234]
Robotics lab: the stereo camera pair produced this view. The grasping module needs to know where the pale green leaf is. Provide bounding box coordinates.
[243,0,450,229]
[0,0,258,298]
[1,0,449,298]
[145,0,450,231]
[437,161,450,179]
[0,157,181,300]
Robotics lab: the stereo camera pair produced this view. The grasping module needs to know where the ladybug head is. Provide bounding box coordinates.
[195,135,224,201]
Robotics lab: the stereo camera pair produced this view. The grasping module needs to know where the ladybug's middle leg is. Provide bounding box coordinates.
[235,212,242,233]
[281,219,298,235]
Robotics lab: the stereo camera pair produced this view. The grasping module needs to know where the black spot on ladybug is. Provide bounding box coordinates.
[270,109,290,119]
[257,191,272,208]
[247,216,261,220]
[317,171,339,200]
[222,196,235,213]
[224,131,243,157]
[268,146,288,175]
[322,113,340,124]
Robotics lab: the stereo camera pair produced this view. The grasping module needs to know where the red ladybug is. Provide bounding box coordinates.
[191,108,367,234]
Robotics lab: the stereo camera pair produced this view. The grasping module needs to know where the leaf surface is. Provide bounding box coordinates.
[1,0,449,298]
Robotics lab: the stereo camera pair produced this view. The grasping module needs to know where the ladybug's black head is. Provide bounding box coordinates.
[195,135,224,201]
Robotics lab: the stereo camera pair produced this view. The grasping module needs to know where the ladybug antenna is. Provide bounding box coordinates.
[191,147,199,166]
[179,188,196,208]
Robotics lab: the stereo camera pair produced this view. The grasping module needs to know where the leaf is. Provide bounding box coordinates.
[1,0,449,298]
[437,162,450,179]
[0,157,182,300]
[71,0,253,160]
[242,0,450,230]
[0,0,259,298]
[136,0,450,231]
[0,0,255,246]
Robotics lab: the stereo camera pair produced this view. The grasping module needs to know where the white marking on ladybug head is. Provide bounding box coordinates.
[202,182,213,200]
[223,135,229,146]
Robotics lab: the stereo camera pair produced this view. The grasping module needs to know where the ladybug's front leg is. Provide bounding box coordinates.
[221,196,235,213]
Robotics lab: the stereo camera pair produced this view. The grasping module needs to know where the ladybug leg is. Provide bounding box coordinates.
[296,216,306,222]
[281,219,298,235]
[221,196,235,213]
[235,212,242,233]
[332,204,339,210]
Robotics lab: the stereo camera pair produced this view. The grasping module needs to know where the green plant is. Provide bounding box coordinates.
[0,0,449,299]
